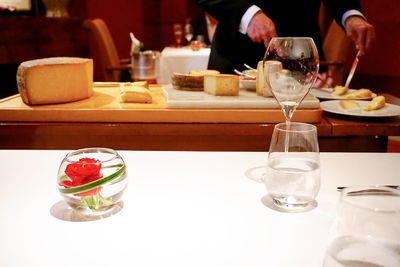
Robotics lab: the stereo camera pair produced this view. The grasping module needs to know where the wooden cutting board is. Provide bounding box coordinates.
[0,85,322,123]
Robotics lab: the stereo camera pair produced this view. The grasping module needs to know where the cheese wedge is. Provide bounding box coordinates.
[340,100,360,110]
[120,83,152,103]
[257,60,282,97]
[332,85,349,96]
[16,57,93,105]
[363,95,385,111]
[172,70,220,91]
[342,88,373,99]
[204,74,239,96]
[189,69,220,76]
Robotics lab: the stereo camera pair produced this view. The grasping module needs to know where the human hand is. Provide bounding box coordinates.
[313,72,334,88]
[247,11,277,48]
[345,16,376,56]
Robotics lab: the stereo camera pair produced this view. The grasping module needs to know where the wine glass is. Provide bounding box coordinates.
[263,37,319,124]
[323,186,400,266]
[263,122,320,213]
[173,23,183,47]
[184,22,194,44]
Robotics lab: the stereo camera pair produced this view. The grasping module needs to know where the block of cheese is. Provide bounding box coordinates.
[256,60,282,97]
[120,83,152,103]
[16,57,93,105]
[172,70,220,91]
[204,74,239,96]
[363,95,385,111]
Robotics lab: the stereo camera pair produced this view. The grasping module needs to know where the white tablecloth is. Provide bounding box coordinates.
[158,46,211,84]
[0,150,399,267]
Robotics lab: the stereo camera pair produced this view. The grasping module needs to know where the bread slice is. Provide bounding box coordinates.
[120,83,152,103]
[363,96,385,111]
[339,100,360,110]
[342,88,373,99]
[332,85,349,96]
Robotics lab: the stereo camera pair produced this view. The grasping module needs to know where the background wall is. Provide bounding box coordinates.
[1,0,399,97]
[86,0,400,96]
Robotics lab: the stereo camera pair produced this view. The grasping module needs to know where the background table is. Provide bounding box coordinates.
[0,150,399,267]
[158,46,210,84]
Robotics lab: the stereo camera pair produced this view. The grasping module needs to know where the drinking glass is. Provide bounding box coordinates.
[264,122,320,212]
[323,186,400,266]
[173,23,183,47]
[184,22,194,44]
[263,37,319,124]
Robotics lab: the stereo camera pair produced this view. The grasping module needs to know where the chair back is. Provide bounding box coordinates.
[84,18,121,82]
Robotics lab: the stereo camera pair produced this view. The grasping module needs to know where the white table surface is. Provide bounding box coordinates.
[158,46,210,84]
[0,150,399,267]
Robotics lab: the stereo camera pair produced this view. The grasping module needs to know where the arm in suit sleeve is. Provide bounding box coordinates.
[196,0,255,30]
[322,0,362,26]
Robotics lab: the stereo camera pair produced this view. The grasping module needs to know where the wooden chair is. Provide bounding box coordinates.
[84,18,131,82]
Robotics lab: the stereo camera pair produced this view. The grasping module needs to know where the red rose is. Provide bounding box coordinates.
[60,158,103,196]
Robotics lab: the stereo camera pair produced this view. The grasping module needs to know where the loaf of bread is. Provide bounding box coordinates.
[363,95,385,111]
[16,57,93,105]
[120,83,152,103]
[204,74,239,96]
[171,70,220,91]
[342,88,373,99]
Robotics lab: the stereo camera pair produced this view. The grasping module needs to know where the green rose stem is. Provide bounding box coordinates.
[78,194,112,211]
[60,164,125,211]
[59,164,125,195]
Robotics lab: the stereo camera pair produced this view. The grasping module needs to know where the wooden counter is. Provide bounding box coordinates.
[0,86,399,152]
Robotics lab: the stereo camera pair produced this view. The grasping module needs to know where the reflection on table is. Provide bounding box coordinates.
[158,46,210,84]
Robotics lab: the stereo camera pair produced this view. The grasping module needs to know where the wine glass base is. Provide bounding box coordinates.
[261,195,317,213]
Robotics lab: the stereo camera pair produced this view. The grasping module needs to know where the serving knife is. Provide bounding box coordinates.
[343,50,361,89]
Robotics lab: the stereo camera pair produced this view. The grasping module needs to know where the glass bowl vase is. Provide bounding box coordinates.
[57,148,127,217]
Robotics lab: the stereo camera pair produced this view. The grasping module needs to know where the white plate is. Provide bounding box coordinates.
[320,100,400,117]
[240,78,256,91]
[310,88,376,100]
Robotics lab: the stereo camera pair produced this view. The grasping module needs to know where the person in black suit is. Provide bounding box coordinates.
[196,0,375,85]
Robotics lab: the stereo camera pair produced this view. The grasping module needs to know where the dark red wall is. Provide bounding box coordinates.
[83,0,399,94]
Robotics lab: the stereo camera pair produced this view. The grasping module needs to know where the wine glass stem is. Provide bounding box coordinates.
[284,118,290,152]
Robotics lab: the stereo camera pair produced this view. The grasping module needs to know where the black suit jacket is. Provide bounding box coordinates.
[197,0,361,73]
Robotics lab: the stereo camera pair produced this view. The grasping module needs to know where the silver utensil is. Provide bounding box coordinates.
[234,69,256,79]
[244,63,257,71]
[337,185,399,191]
[344,50,361,89]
